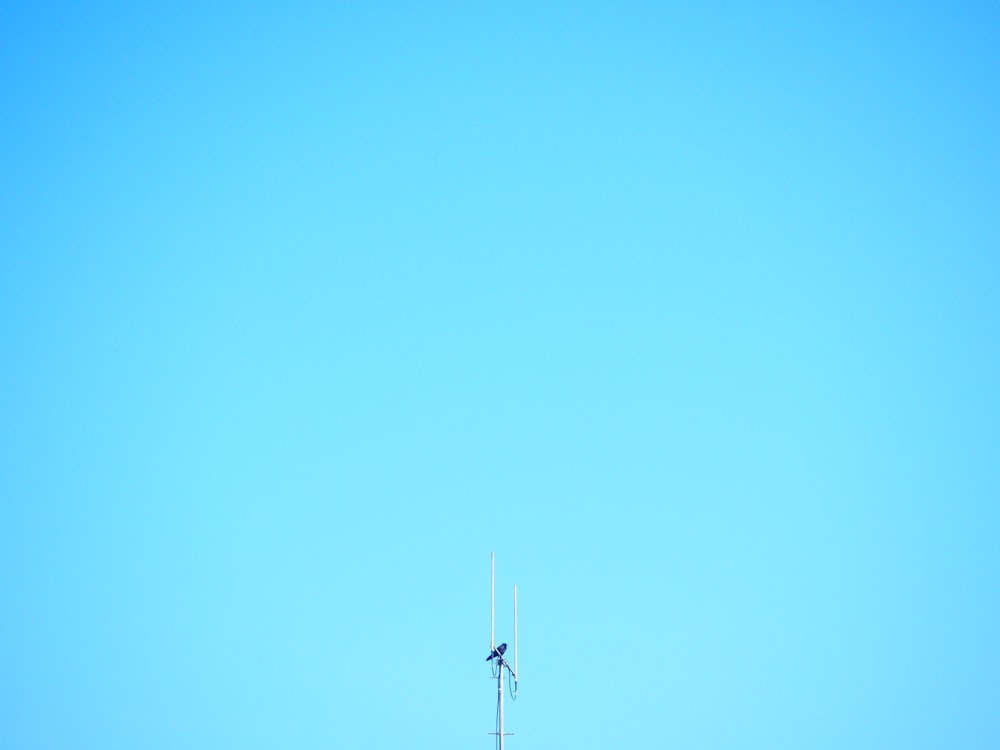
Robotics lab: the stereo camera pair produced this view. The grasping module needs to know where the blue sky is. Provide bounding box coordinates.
[2,2,999,748]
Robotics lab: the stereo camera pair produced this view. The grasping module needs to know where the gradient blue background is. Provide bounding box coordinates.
[2,2,998,748]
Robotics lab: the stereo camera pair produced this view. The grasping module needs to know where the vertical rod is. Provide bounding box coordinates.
[513,585,518,682]
[491,551,495,652]
[498,657,504,750]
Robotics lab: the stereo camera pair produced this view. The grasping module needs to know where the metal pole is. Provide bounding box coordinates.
[498,659,504,750]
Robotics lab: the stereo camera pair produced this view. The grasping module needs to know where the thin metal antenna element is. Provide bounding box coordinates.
[491,551,495,654]
[513,585,518,685]
[487,552,519,750]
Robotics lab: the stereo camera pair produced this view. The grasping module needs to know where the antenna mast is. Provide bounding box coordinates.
[487,551,518,750]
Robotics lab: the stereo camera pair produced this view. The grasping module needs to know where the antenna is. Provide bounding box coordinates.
[491,551,495,654]
[513,584,518,684]
[486,552,519,750]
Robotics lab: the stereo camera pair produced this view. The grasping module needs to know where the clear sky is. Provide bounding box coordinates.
[2,2,999,748]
